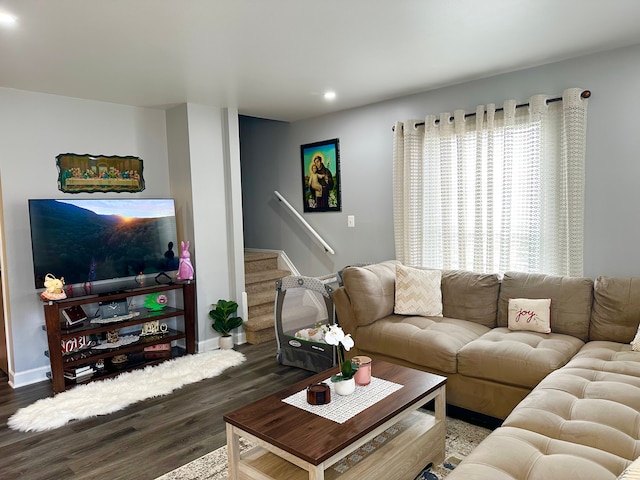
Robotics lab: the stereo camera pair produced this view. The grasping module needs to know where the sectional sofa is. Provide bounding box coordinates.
[332,260,640,479]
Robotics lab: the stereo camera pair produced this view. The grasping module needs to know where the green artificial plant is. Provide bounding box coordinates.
[209,299,243,337]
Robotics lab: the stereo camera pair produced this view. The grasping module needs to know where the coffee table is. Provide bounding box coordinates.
[224,360,446,480]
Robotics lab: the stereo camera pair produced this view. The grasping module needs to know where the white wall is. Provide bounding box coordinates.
[166,104,246,350]
[0,88,171,386]
[241,43,640,279]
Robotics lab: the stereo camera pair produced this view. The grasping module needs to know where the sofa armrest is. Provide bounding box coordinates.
[342,261,398,327]
[333,286,357,336]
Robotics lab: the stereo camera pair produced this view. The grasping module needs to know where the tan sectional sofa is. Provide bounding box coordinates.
[332,261,640,479]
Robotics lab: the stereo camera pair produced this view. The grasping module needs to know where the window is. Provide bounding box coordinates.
[393,89,588,276]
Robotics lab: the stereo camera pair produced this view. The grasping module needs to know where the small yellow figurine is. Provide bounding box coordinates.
[41,273,67,301]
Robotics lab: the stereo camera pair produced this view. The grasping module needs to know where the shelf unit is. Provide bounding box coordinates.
[42,281,195,393]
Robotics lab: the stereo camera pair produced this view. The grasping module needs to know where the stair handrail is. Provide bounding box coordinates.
[274,190,335,255]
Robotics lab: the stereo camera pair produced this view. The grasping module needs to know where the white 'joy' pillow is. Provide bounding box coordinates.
[394,264,442,317]
[508,298,551,333]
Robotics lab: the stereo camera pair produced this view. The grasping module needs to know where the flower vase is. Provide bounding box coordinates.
[331,375,356,396]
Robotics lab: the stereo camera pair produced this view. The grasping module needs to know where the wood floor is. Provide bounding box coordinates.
[0,341,315,480]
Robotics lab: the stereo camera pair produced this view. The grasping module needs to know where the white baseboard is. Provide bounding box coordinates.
[198,330,246,352]
[10,365,50,389]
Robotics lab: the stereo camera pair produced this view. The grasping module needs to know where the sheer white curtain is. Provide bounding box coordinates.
[393,88,588,276]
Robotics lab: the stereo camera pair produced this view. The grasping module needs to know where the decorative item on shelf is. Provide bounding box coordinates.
[61,335,92,355]
[61,305,88,326]
[139,320,168,337]
[106,330,120,344]
[143,292,169,311]
[110,354,128,369]
[176,240,194,281]
[323,324,357,396]
[99,298,129,319]
[353,355,372,386]
[94,334,139,350]
[40,273,67,301]
[64,364,95,383]
[143,343,171,360]
[209,299,243,350]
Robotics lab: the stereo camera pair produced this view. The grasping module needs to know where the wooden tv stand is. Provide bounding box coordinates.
[42,281,196,393]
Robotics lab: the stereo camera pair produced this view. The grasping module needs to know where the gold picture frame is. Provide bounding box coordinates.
[57,153,145,193]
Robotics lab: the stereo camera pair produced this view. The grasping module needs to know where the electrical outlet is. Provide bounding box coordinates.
[347,215,355,228]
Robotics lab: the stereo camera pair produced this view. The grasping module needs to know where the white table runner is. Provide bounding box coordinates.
[282,376,403,424]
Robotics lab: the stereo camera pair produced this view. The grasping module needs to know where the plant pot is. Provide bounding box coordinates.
[219,335,234,350]
[331,375,356,396]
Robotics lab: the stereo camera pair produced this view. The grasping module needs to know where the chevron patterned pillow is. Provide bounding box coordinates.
[394,264,443,317]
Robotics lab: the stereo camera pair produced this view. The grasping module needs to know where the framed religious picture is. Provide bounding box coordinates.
[56,153,145,193]
[301,138,341,212]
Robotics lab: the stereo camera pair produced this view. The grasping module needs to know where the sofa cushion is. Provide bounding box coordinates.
[590,276,640,343]
[458,327,584,388]
[503,343,640,463]
[393,264,442,317]
[441,269,500,328]
[508,298,551,333]
[446,426,629,480]
[497,271,593,341]
[356,315,490,373]
[567,341,640,377]
[342,260,399,327]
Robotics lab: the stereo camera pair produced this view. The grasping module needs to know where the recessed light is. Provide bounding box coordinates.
[324,91,336,101]
[0,12,17,25]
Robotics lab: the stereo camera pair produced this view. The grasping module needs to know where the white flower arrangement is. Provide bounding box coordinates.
[322,324,357,381]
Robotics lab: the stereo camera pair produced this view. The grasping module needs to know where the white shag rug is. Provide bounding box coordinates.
[8,349,246,432]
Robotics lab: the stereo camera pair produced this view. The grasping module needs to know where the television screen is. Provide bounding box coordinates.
[28,199,179,289]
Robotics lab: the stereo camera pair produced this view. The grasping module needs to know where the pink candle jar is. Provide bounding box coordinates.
[353,356,372,386]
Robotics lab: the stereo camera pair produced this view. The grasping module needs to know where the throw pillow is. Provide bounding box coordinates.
[631,324,640,352]
[394,264,442,317]
[508,298,552,333]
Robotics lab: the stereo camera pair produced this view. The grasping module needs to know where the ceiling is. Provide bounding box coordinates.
[2,0,640,122]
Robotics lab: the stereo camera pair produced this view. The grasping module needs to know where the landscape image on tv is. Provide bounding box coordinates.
[28,199,178,289]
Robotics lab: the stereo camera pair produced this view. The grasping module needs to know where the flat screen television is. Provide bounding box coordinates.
[28,198,179,289]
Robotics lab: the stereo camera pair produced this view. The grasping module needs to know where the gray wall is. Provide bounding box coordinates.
[241,43,640,279]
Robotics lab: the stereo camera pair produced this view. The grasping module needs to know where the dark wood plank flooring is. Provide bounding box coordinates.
[0,341,315,480]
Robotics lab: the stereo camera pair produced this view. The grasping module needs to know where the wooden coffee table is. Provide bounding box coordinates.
[224,360,446,480]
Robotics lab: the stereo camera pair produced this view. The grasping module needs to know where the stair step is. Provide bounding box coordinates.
[245,269,290,294]
[245,252,279,274]
[249,301,274,318]
[244,312,275,332]
[247,290,276,307]
[244,312,276,344]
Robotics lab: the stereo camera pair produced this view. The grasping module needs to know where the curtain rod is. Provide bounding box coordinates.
[394,90,591,130]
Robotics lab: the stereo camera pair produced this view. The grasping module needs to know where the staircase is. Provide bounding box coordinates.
[243,251,291,344]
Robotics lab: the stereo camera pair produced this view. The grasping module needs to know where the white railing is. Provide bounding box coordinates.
[274,191,335,255]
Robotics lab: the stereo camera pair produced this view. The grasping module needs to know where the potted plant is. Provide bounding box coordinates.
[209,299,243,350]
[323,324,358,395]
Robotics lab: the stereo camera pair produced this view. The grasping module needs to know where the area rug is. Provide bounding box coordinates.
[8,349,246,432]
[155,414,491,480]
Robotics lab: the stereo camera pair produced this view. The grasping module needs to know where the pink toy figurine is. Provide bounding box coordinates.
[176,240,194,281]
